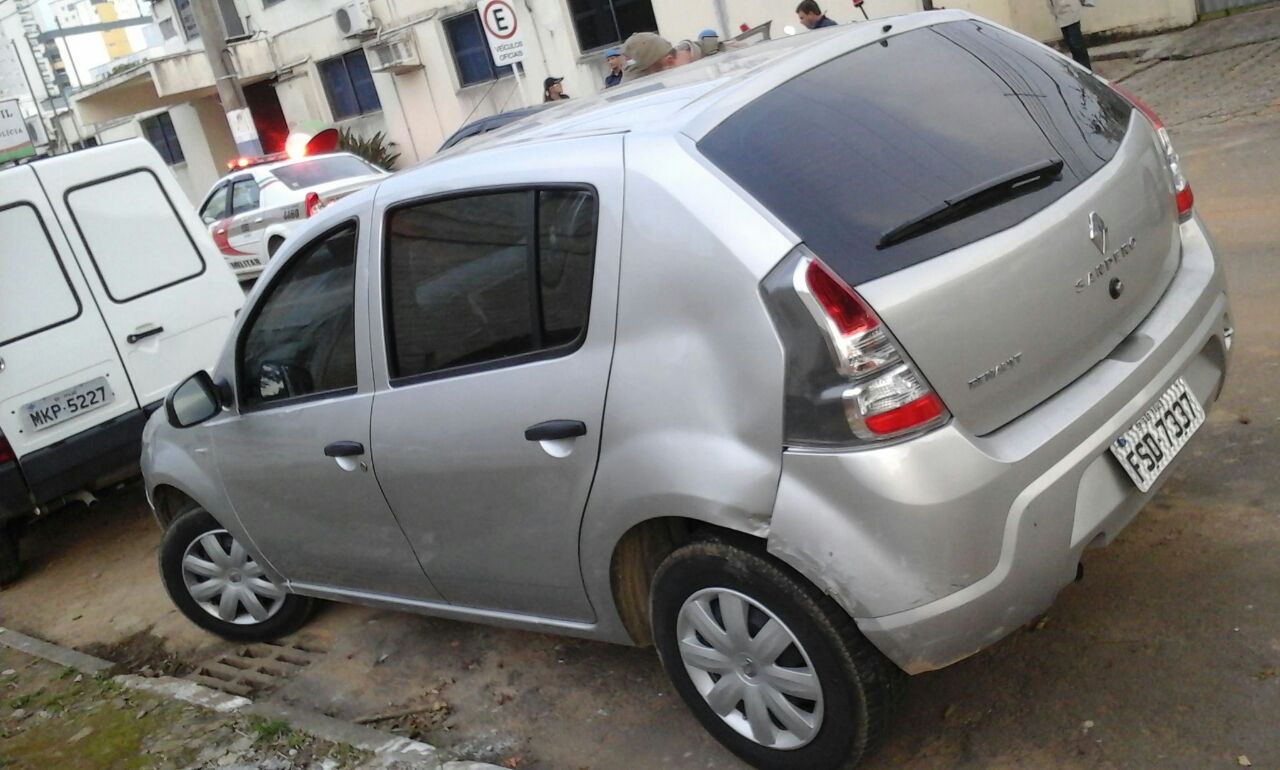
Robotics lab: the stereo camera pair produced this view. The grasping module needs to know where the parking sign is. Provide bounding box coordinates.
[481,0,526,66]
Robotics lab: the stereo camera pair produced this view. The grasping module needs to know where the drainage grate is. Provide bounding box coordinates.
[188,640,326,697]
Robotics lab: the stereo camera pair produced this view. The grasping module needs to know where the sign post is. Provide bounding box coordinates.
[480,0,529,107]
[0,98,36,164]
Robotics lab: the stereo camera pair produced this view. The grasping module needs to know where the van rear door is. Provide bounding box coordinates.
[33,140,244,408]
[0,166,136,460]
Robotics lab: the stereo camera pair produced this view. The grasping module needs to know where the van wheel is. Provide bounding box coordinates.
[159,507,314,641]
[267,236,285,257]
[651,537,903,770]
[0,524,21,586]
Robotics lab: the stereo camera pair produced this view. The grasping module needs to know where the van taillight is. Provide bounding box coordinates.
[1111,83,1194,221]
[0,436,14,464]
[763,247,950,447]
[305,191,322,218]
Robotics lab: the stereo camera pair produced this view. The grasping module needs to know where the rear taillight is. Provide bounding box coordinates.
[304,191,322,218]
[763,247,950,447]
[0,435,14,465]
[1111,83,1194,221]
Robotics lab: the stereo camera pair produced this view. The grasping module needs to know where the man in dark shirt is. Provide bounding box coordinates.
[796,0,838,29]
[603,48,624,88]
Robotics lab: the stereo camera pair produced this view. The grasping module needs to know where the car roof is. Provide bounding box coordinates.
[426,11,967,163]
[209,152,371,188]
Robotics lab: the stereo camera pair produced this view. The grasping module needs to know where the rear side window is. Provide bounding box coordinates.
[270,156,379,190]
[699,20,1132,285]
[384,188,597,381]
[238,224,359,408]
[65,169,205,302]
[0,203,81,346]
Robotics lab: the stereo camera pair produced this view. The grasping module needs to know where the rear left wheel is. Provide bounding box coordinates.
[651,536,904,770]
[159,507,314,641]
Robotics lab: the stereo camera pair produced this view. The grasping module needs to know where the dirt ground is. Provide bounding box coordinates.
[0,645,368,770]
[3,14,1280,770]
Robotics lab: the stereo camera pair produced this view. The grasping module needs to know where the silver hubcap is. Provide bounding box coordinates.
[676,588,824,750]
[181,529,285,625]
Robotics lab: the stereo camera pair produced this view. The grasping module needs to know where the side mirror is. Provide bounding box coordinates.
[165,371,222,429]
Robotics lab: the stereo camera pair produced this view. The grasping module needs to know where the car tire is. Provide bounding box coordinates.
[651,535,904,770]
[159,506,314,642]
[0,523,21,587]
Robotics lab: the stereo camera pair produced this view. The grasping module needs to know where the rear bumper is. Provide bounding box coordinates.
[4,406,152,521]
[766,214,1231,673]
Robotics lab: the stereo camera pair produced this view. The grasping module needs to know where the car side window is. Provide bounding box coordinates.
[384,188,597,381]
[238,223,359,408]
[229,178,260,216]
[200,184,229,224]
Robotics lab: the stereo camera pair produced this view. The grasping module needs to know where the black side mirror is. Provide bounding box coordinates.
[165,371,222,429]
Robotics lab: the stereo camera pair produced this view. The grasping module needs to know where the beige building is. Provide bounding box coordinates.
[69,0,1202,205]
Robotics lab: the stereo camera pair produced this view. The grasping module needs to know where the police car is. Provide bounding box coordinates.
[197,151,387,280]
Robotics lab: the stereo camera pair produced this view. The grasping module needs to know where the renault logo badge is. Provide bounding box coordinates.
[1089,212,1108,255]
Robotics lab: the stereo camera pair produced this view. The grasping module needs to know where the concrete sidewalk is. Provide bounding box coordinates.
[1088,2,1280,63]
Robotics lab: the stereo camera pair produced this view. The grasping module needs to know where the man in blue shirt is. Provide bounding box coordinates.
[603,48,625,88]
[796,0,838,29]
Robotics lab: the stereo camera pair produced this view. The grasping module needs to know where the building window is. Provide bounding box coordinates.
[567,0,658,52]
[173,0,199,40]
[318,50,382,120]
[140,112,184,165]
[443,11,512,88]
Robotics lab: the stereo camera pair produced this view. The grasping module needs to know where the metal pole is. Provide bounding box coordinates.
[10,38,55,150]
[190,0,262,156]
[53,18,85,87]
[713,0,730,38]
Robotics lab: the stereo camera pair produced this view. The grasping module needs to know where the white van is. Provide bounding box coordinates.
[0,139,244,582]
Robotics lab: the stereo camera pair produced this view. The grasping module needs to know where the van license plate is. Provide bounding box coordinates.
[22,377,115,432]
[1110,378,1204,493]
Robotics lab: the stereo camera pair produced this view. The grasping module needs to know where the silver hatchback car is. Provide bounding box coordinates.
[144,12,1231,770]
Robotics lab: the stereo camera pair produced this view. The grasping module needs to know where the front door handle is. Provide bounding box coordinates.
[524,420,587,442]
[126,325,164,344]
[323,440,365,458]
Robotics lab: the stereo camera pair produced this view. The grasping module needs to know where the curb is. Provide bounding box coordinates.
[0,626,503,770]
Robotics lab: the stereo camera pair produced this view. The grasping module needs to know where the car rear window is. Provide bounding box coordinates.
[699,20,1132,286]
[270,156,379,190]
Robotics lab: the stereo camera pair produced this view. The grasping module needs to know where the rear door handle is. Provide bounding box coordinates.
[524,420,587,441]
[126,326,164,344]
[324,440,365,458]
[252,217,264,224]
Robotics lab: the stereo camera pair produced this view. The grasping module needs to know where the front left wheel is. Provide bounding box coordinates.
[159,507,314,641]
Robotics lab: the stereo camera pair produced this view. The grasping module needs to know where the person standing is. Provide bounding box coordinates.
[796,0,838,30]
[603,48,625,88]
[620,32,678,83]
[1047,0,1092,70]
[543,76,570,102]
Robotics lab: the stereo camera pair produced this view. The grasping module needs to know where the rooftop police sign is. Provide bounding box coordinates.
[480,0,526,66]
[0,99,35,164]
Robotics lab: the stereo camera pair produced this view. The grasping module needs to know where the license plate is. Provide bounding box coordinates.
[22,377,115,432]
[1110,378,1204,492]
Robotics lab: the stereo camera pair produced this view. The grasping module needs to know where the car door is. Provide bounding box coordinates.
[226,175,266,268]
[367,136,622,620]
[34,142,244,408]
[209,218,439,598]
[0,166,136,462]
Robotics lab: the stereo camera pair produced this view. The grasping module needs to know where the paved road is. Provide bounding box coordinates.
[2,16,1279,770]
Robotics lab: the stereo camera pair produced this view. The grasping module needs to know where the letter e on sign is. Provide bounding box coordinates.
[481,0,526,65]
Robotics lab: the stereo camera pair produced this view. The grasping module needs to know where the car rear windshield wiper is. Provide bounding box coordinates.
[876,158,1065,250]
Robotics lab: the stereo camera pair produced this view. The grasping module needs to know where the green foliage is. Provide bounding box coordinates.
[338,128,401,171]
[248,717,292,743]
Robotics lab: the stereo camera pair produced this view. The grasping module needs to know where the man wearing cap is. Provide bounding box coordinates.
[603,48,625,88]
[698,29,721,57]
[621,32,677,83]
[543,76,570,102]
